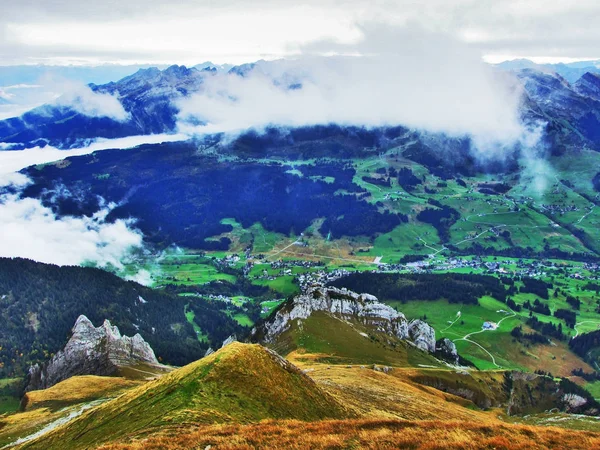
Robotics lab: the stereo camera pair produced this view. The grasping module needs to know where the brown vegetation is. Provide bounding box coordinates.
[21,375,139,411]
[99,418,600,450]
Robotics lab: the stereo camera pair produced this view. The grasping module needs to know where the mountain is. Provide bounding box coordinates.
[254,285,443,367]
[0,65,204,148]
[517,69,600,152]
[193,61,233,72]
[496,58,600,83]
[574,72,600,101]
[3,60,600,155]
[0,258,249,377]
[13,344,600,449]
[26,315,168,391]
[22,342,350,449]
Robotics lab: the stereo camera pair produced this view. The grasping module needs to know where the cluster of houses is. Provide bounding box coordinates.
[269,259,324,270]
[539,203,581,215]
[295,269,352,292]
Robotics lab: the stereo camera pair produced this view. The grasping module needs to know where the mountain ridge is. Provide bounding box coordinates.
[26,314,167,391]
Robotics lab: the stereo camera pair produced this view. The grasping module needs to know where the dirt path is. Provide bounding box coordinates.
[453,309,516,368]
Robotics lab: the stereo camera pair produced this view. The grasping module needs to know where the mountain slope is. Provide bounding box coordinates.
[94,418,600,450]
[0,258,245,377]
[254,286,443,367]
[0,65,203,148]
[24,343,350,449]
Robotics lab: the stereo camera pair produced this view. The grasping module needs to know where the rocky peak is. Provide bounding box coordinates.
[258,286,438,353]
[408,320,436,353]
[27,315,160,391]
[436,338,459,364]
[574,72,600,101]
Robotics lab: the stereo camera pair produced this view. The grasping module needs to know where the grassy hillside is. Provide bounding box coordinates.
[25,343,350,449]
[5,343,600,448]
[0,376,139,448]
[96,418,600,450]
[21,376,140,412]
[264,309,443,368]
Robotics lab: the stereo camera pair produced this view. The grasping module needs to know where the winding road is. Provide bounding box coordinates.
[453,308,516,368]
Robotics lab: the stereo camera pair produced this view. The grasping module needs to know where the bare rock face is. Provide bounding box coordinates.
[563,393,589,411]
[260,286,438,352]
[221,335,237,348]
[27,315,159,391]
[436,338,459,364]
[407,319,436,353]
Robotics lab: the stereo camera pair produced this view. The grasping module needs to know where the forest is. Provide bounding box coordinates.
[329,272,506,304]
[23,145,405,249]
[570,329,600,362]
[0,258,244,377]
[416,200,460,242]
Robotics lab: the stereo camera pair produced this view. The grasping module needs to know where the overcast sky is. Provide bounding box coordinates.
[0,0,599,66]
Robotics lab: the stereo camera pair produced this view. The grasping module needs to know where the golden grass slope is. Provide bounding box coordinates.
[98,419,600,450]
[21,343,350,449]
[21,375,140,411]
[13,343,600,450]
[1,376,138,448]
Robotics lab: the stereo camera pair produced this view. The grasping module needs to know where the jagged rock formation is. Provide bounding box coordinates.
[27,315,160,391]
[408,320,436,353]
[221,335,237,348]
[436,338,459,365]
[258,286,437,353]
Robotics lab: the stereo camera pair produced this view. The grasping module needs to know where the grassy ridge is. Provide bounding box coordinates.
[21,376,140,412]
[25,343,349,449]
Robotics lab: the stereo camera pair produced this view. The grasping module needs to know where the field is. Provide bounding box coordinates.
[0,378,21,414]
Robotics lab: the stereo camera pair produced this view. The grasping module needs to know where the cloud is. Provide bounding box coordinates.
[177,24,531,156]
[0,134,187,282]
[0,188,143,270]
[0,88,13,101]
[125,269,153,286]
[54,83,129,121]
[0,133,187,174]
[1,1,600,65]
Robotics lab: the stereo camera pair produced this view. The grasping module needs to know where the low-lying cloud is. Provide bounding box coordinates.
[177,24,533,155]
[54,83,129,121]
[0,155,154,280]
[0,133,187,173]
[0,191,143,269]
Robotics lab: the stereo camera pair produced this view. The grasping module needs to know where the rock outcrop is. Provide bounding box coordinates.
[27,315,160,391]
[258,286,438,353]
[436,338,459,365]
[408,320,436,353]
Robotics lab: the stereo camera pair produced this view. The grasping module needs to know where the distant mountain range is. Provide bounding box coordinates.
[495,58,600,83]
[0,59,600,154]
[0,62,231,87]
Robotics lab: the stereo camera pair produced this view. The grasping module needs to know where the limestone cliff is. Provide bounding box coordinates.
[257,286,436,353]
[27,315,160,391]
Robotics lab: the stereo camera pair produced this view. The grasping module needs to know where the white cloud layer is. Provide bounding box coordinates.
[0,190,143,269]
[0,133,187,174]
[177,25,530,153]
[54,83,129,121]
[0,134,185,281]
